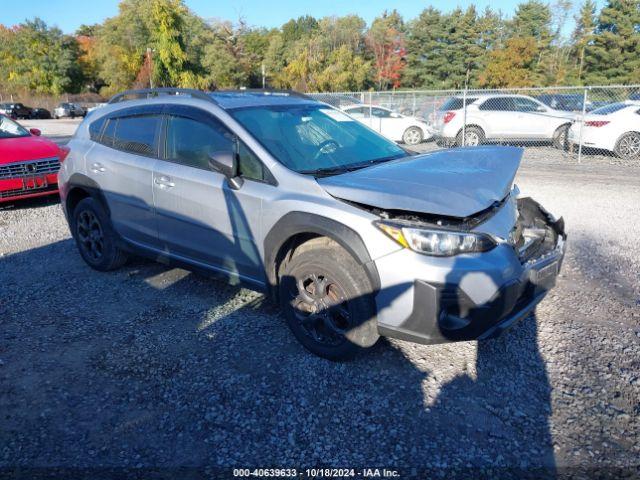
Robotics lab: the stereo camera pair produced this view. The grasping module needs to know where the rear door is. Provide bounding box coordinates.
[87,105,162,247]
[152,105,271,284]
[477,97,517,139]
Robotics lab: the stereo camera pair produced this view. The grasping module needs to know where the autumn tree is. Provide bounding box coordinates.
[0,19,83,95]
[479,36,544,87]
[366,10,405,89]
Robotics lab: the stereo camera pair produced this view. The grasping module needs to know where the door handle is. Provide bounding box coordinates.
[90,162,106,173]
[154,175,175,188]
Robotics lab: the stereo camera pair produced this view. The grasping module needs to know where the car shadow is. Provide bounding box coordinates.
[0,185,557,476]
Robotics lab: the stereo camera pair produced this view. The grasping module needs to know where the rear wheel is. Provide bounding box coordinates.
[71,197,127,271]
[553,124,570,150]
[402,126,424,145]
[614,132,640,160]
[278,238,378,361]
[456,126,484,147]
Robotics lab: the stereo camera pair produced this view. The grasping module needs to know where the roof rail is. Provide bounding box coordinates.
[108,88,216,105]
[213,89,313,100]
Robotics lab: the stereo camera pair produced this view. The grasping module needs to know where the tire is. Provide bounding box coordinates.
[614,132,640,160]
[402,126,424,145]
[553,124,570,150]
[278,238,379,361]
[455,126,484,147]
[71,197,128,271]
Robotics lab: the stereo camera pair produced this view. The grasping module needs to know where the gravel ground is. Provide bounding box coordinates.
[0,125,639,477]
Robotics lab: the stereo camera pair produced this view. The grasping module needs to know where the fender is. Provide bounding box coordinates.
[64,173,111,218]
[263,211,381,295]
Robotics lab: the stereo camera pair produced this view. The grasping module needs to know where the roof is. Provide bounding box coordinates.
[209,90,318,110]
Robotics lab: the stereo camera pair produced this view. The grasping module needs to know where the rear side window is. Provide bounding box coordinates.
[112,115,160,157]
[479,97,515,111]
[439,97,478,111]
[89,116,106,141]
[165,115,234,170]
[101,118,117,147]
[591,103,627,115]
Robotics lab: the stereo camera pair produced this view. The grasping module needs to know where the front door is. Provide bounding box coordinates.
[152,106,271,284]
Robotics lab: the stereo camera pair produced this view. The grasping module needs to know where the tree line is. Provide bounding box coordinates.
[1,0,639,97]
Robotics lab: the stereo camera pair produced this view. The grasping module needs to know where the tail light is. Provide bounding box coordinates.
[443,111,456,124]
[585,120,610,127]
[59,146,70,163]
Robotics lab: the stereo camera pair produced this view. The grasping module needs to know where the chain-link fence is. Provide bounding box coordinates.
[309,85,640,165]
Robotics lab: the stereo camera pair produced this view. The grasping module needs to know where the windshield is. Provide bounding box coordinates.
[230,104,408,175]
[0,116,29,139]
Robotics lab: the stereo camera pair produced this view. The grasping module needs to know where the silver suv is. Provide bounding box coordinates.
[59,88,566,360]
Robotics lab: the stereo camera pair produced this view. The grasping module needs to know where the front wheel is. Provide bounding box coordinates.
[71,197,128,271]
[278,238,378,361]
[614,132,640,160]
[402,126,424,145]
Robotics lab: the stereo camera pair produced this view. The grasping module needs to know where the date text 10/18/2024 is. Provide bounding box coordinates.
[233,468,401,478]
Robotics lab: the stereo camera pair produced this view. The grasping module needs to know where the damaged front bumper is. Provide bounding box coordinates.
[374,198,566,345]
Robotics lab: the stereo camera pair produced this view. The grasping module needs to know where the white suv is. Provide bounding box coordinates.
[434,94,575,148]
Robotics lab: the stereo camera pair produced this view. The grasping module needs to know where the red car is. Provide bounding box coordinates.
[0,115,69,203]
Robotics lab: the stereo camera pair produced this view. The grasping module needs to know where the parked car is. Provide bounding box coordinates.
[0,102,33,119]
[87,103,108,114]
[59,88,565,360]
[535,93,593,112]
[29,108,52,120]
[313,94,361,109]
[54,102,86,119]
[434,94,575,148]
[0,114,68,203]
[342,105,431,145]
[567,102,640,160]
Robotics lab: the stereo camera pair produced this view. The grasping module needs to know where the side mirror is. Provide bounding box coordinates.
[390,112,401,118]
[30,128,41,136]
[536,106,547,112]
[208,150,243,190]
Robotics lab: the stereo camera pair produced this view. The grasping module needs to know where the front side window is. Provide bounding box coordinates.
[0,115,30,139]
[111,115,160,157]
[513,97,542,112]
[165,115,233,170]
[230,104,407,175]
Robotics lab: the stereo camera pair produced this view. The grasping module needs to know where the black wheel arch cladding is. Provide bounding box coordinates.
[264,211,381,296]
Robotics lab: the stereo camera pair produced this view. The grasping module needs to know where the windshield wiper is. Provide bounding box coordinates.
[301,154,408,177]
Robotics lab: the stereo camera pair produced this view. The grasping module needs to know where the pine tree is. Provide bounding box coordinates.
[584,0,640,84]
[573,0,597,83]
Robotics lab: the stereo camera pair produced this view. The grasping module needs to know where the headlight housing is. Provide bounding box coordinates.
[376,221,496,257]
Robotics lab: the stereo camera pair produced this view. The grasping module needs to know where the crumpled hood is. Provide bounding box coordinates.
[317,146,523,218]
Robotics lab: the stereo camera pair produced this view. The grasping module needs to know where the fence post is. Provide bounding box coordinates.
[577,87,589,164]
[461,88,468,147]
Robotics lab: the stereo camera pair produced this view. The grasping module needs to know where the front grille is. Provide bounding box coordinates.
[0,157,60,180]
[0,184,58,199]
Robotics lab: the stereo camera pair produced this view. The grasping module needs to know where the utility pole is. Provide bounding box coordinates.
[147,47,154,89]
[261,63,266,89]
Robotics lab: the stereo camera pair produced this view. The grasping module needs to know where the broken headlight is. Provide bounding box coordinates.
[376,221,496,257]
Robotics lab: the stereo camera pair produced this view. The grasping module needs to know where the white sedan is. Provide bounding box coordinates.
[568,102,640,159]
[342,105,431,145]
